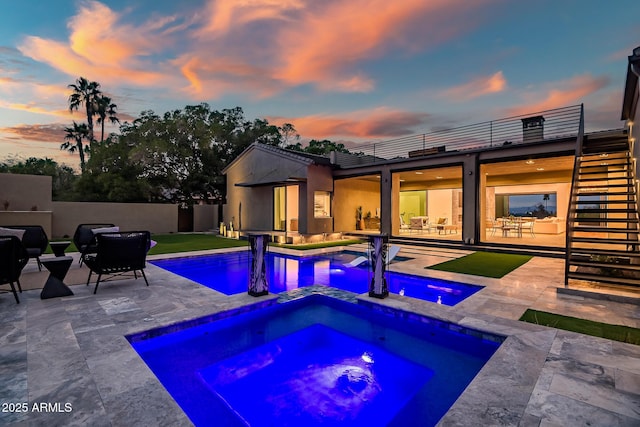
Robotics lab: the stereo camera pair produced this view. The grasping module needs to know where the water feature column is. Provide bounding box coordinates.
[248,233,270,296]
[368,234,389,298]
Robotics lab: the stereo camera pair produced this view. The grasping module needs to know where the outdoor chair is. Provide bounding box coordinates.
[399,215,410,233]
[73,223,117,264]
[83,231,151,294]
[485,219,498,236]
[0,225,48,271]
[0,235,29,304]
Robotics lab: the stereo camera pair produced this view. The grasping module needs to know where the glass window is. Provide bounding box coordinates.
[495,193,557,218]
[314,191,331,218]
[274,187,286,230]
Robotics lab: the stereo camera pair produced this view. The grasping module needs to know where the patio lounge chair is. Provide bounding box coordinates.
[73,223,117,264]
[344,244,401,267]
[83,231,151,294]
[0,235,29,304]
[0,225,48,271]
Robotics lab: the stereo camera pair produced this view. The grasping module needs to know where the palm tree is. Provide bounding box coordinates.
[543,194,550,212]
[68,77,102,143]
[96,95,119,142]
[61,122,90,172]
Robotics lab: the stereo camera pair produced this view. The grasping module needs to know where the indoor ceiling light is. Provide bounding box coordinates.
[436,176,443,179]
[536,167,545,171]
[415,171,423,175]
[525,160,535,165]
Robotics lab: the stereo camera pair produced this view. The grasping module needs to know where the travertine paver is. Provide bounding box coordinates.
[0,244,638,426]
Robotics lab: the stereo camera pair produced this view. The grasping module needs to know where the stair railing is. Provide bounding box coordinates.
[564,104,585,287]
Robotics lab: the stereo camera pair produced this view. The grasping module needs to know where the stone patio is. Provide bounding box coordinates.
[1,244,639,426]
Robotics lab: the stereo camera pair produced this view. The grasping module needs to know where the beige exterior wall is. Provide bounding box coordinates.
[193,204,218,232]
[0,173,52,211]
[0,211,53,238]
[52,202,178,238]
[223,145,335,234]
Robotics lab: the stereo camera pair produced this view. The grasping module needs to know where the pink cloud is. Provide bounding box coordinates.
[0,123,68,144]
[15,0,499,101]
[506,74,610,116]
[17,1,176,87]
[267,107,431,140]
[442,71,507,101]
[273,0,496,91]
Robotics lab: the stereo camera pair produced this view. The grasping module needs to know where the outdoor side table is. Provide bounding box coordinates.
[50,241,71,257]
[40,256,74,299]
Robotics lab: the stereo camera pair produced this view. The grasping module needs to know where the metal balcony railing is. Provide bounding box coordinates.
[343,105,582,165]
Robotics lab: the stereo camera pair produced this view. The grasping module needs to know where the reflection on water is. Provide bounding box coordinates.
[151,252,482,305]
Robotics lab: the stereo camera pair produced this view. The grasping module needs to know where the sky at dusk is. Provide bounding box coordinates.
[1,0,639,170]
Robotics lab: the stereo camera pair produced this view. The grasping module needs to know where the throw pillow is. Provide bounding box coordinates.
[0,227,25,241]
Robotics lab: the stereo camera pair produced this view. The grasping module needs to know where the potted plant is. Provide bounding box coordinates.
[355,206,364,230]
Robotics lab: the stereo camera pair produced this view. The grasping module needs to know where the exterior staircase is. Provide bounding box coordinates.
[565,129,640,290]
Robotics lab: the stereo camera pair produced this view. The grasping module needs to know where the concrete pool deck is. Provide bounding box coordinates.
[1,243,639,426]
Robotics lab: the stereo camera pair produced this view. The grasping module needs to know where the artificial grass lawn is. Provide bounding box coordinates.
[427,251,532,278]
[520,309,640,346]
[148,234,247,255]
[48,234,361,255]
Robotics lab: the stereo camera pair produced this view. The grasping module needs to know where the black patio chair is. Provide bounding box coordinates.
[83,231,151,294]
[0,235,29,304]
[72,223,116,264]
[2,225,48,271]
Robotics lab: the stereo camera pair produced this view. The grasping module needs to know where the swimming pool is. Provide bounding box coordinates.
[150,251,482,305]
[128,295,503,426]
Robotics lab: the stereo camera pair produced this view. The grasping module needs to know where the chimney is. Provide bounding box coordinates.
[521,115,545,143]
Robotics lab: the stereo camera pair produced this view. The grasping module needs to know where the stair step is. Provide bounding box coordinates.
[569,260,640,271]
[578,172,632,178]
[580,161,632,167]
[570,226,640,234]
[570,218,638,224]
[572,199,636,204]
[571,208,638,214]
[575,191,635,197]
[576,183,635,189]
[580,155,630,162]
[571,236,640,244]
[567,272,640,287]
[568,248,640,258]
[577,177,634,182]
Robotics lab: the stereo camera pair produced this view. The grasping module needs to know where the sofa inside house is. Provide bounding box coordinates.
[534,217,566,234]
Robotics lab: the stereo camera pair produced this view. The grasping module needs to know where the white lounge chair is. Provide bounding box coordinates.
[343,245,401,267]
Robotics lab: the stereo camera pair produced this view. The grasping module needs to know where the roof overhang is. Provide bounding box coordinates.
[621,46,640,120]
[235,177,307,187]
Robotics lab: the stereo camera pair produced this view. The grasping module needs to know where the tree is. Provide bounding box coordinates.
[279,123,300,148]
[74,135,149,202]
[61,122,90,172]
[288,139,351,155]
[68,77,102,143]
[96,95,119,142]
[117,104,285,205]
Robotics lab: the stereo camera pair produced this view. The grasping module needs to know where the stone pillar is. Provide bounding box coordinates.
[368,234,389,299]
[248,233,269,296]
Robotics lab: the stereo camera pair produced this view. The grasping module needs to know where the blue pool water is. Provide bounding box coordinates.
[128,295,503,426]
[150,251,482,305]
